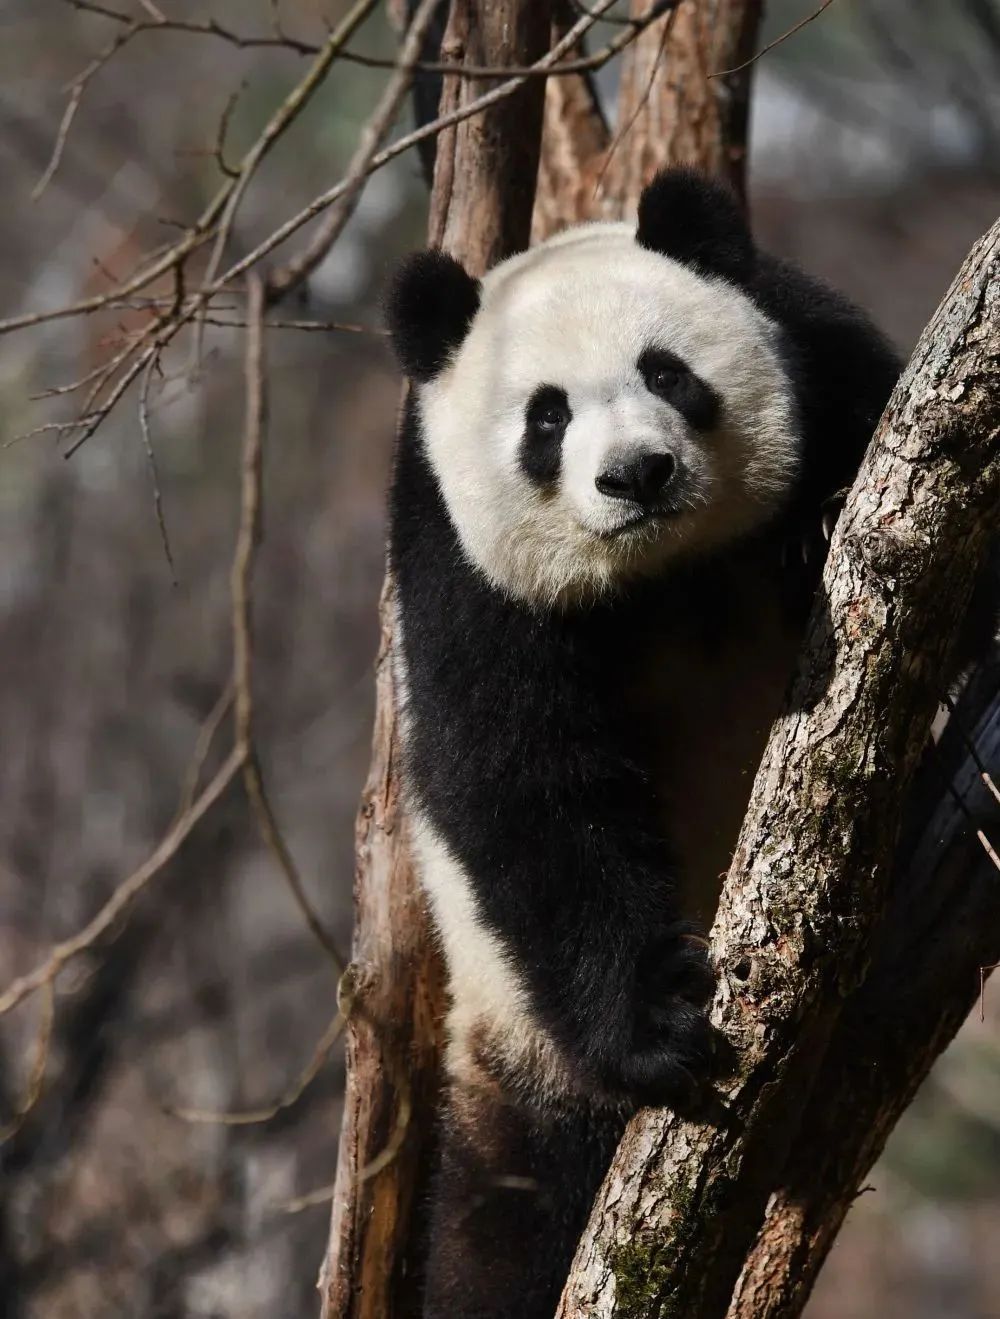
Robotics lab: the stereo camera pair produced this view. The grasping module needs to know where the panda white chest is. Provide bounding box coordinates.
[624,573,801,928]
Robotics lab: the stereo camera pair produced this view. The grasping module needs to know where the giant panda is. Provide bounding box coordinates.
[386,169,902,1319]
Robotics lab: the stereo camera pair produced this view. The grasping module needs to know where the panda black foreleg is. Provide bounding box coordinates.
[422,1077,626,1319]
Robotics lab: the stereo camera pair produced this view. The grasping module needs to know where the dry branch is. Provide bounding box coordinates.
[266,0,445,302]
[232,274,345,973]
[60,0,680,80]
[199,0,380,342]
[557,217,1000,1319]
[0,747,244,1022]
[168,1009,346,1127]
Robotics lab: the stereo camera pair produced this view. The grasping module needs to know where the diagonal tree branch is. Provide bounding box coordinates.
[558,217,1000,1319]
[725,663,1000,1319]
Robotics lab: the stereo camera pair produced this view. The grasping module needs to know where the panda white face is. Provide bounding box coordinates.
[393,212,800,608]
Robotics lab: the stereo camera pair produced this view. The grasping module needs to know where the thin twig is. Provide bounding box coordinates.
[276,1182,337,1214]
[931,744,1000,883]
[31,84,84,200]
[212,84,245,180]
[138,348,177,583]
[710,0,837,78]
[944,692,1000,809]
[64,338,162,456]
[0,983,55,1143]
[175,684,236,821]
[0,747,243,1020]
[201,316,384,335]
[267,0,445,299]
[591,1,679,199]
[168,1009,345,1125]
[233,275,346,972]
[28,325,149,400]
[197,0,380,359]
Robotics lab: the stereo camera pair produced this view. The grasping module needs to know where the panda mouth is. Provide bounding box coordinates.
[599,506,681,540]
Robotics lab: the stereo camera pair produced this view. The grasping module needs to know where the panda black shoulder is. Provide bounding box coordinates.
[748,252,903,512]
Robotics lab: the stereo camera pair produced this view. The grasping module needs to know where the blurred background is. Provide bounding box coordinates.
[1,2,998,1315]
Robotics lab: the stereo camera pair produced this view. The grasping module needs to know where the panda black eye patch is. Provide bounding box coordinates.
[638,347,721,431]
[520,384,571,487]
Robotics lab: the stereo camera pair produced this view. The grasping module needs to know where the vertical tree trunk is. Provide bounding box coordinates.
[533,0,763,238]
[319,4,551,1315]
[600,0,763,210]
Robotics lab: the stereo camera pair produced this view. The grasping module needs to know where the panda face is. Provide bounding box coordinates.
[389,184,800,608]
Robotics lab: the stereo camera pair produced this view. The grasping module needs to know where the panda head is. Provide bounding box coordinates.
[387,169,799,608]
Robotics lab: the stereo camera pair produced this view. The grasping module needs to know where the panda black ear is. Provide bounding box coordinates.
[636,168,754,285]
[385,250,481,382]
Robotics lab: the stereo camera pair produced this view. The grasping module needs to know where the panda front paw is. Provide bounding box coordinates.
[620,928,718,1106]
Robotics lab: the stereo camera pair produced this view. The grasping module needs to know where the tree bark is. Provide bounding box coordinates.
[532,0,763,239]
[726,705,1000,1319]
[599,0,762,213]
[318,3,551,1315]
[557,219,1000,1319]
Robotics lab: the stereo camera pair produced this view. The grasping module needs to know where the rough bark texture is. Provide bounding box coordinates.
[319,584,447,1319]
[557,220,1000,1319]
[600,0,762,213]
[319,3,551,1315]
[530,3,609,242]
[428,0,551,259]
[724,674,1000,1319]
[532,0,763,240]
[727,813,1000,1315]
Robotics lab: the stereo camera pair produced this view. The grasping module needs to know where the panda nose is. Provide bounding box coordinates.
[595,453,677,507]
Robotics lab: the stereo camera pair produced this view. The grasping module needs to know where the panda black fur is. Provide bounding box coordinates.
[386,169,902,1319]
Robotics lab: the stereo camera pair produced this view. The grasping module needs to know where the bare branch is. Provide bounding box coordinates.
[232,275,346,973]
[168,1009,345,1126]
[175,683,235,820]
[710,0,838,79]
[591,2,679,199]
[31,83,84,201]
[198,0,380,353]
[138,348,177,583]
[267,0,446,300]
[0,983,54,1143]
[0,746,244,1021]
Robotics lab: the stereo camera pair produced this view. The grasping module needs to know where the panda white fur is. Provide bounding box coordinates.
[386,169,901,1319]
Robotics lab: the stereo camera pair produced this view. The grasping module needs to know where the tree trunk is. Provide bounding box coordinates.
[557,219,1000,1319]
[599,0,762,212]
[319,3,552,1315]
[533,0,763,239]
